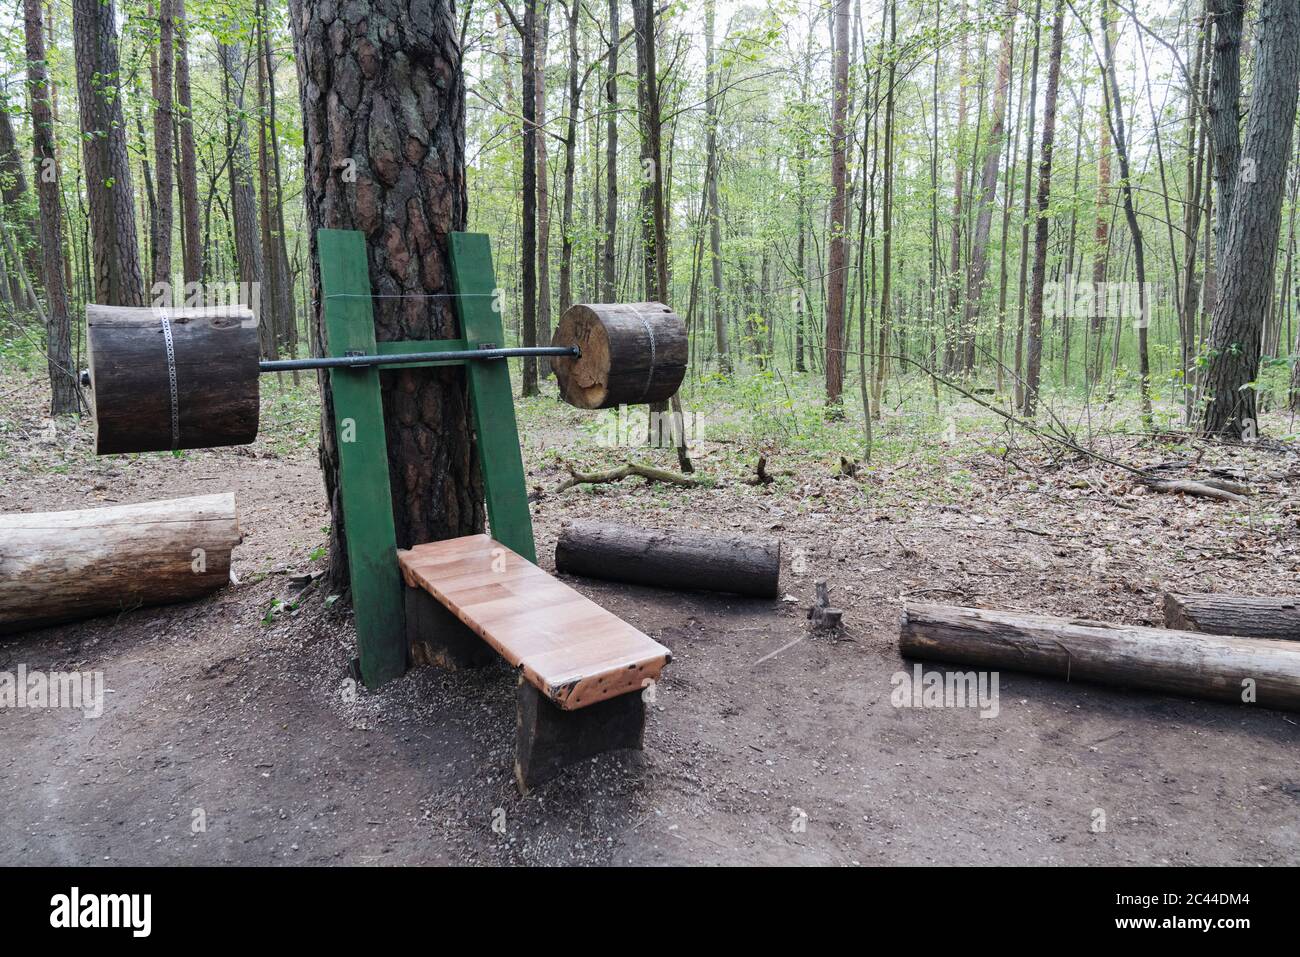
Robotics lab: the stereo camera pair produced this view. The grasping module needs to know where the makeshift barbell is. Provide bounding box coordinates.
[84,300,686,455]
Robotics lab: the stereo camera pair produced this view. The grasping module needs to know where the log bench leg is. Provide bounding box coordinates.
[405,586,497,670]
[514,675,646,793]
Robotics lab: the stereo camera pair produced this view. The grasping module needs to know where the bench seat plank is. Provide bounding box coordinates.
[398,535,671,710]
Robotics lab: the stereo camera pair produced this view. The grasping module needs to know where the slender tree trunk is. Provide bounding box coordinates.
[218,41,269,356]
[0,95,37,308]
[601,0,619,300]
[1022,0,1063,417]
[1101,0,1152,425]
[557,0,579,313]
[825,0,850,408]
[521,0,539,396]
[175,0,202,283]
[705,0,731,372]
[72,0,144,307]
[23,0,77,413]
[1208,0,1243,266]
[1013,0,1041,408]
[960,2,1017,375]
[153,0,175,289]
[535,1,553,370]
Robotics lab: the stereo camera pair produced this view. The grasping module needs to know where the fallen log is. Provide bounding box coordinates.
[555,459,698,493]
[1142,478,1249,503]
[555,520,781,598]
[1163,593,1300,642]
[0,493,241,634]
[898,603,1300,712]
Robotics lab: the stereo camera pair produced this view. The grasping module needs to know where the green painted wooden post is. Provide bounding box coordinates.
[318,229,407,688]
[449,233,537,562]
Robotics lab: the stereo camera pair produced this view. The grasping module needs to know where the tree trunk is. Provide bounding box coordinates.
[174,0,202,284]
[557,0,579,313]
[1164,593,1300,641]
[72,0,145,307]
[1208,0,1243,265]
[0,493,241,634]
[521,0,540,397]
[218,41,269,357]
[900,603,1300,712]
[960,3,1017,376]
[0,95,37,308]
[601,0,619,301]
[289,0,484,590]
[1200,0,1300,436]
[556,520,781,598]
[535,1,553,371]
[704,0,731,373]
[23,0,78,414]
[1022,0,1063,417]
[1101,0,1152,425]
[153,0,175,289]
[1013,0,1041,408]
[824,0,851,407]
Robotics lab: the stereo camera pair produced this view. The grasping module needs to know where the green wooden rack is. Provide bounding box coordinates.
[317,228,535,688]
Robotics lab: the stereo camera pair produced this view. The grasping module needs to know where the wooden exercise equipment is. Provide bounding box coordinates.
[86,304,259,454]
[79,229,680,791]
[549,302,686,409]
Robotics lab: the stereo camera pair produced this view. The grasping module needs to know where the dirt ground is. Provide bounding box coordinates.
[2,370,1299,866]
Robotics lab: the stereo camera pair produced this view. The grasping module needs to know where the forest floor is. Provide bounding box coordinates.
[2,346,1300,866]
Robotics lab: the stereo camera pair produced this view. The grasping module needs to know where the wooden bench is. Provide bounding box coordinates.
[397,534,671,791]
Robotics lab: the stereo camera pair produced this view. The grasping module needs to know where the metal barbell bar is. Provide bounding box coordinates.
[257,345,579,373]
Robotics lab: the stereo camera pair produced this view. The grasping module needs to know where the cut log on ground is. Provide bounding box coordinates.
[0,493,241,634]
[87,304,259,454]
[555,520,781,598]
[1163,593,1300,641]
[899,603,1300,712]
[550,302,687,409]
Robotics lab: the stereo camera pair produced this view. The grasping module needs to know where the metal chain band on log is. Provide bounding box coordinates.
[87,304,259,454]
[555,520,781,598]
[0,493,241,634]
[899,603,1300,712]
[550,302,687,409]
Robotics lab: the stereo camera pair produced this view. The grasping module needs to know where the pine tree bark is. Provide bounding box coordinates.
[288,0,484,588]
[72,0,145,307]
